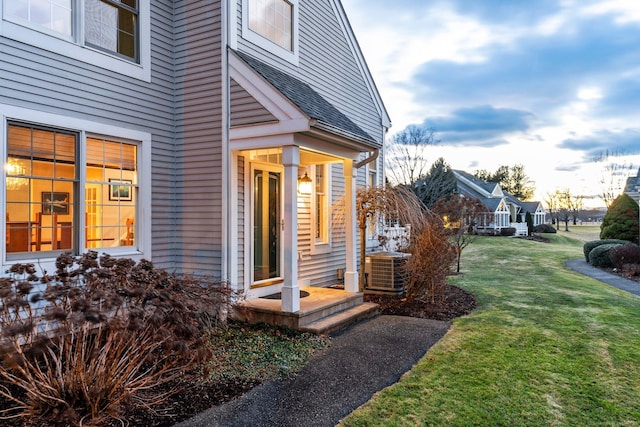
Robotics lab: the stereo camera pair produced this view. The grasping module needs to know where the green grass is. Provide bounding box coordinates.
[341,233,640,426]
[204,322,330,383]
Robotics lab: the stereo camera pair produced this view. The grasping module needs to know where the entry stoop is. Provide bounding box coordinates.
[233,286,379,335]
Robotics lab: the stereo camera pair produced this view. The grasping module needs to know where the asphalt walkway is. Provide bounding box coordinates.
[566,258,640,297]
[175,315,450,427]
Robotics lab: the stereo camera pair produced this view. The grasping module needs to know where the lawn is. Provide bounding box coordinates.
[340,231,640,426]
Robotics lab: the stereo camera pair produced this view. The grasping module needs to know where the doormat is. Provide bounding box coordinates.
[261,290,310,300]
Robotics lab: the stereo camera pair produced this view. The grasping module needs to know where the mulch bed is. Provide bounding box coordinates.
[364,284,477,321]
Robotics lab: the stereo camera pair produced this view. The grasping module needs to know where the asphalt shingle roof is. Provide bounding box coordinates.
[236,51,376,145]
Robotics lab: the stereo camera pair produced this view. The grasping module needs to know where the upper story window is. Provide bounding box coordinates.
[2,0,149,80]
[85,0,138,61]
[4,0,73,36]
[242,0,299,64]
[248,0,292,51]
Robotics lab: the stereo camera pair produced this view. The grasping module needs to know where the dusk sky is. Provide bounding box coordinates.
[342,0,640,207]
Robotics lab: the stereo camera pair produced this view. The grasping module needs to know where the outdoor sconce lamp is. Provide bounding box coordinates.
[298,172,312,195]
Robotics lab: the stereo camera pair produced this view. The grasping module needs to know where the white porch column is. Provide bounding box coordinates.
[282,146,300,313]
[343,159,358,293]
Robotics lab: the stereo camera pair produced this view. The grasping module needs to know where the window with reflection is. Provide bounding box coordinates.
[248,0,293,51]
[5,123,137,257]
[5,0,139,62]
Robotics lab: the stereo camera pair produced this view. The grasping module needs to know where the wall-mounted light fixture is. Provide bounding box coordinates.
[298,172,312,195]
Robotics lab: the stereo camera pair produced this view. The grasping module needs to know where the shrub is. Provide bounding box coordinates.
[403,212,457,303]
[0,252,231,426]
[600,194,639,242]
[534,223,557,234]
[583,239,631,262]
[621,263,640,279]
[500,227,516,236]
[525,212,534,235]
[609,244,640,269]
[588,243,624,268]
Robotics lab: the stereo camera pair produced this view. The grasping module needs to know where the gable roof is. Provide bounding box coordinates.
[454,170,501,197]
[235,51,377,146]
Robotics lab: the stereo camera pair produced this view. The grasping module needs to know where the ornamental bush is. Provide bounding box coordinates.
[500,227,516,236]
[600,193,639,243]
[583,239,632,262]
[0,252,231,426]
[588,243,624,268]
[609,244,640,270]
[534,223,557,234]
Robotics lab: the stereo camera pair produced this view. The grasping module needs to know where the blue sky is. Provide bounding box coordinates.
[342,0,640,207]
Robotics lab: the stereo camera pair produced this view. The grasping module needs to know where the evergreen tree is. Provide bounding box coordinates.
[600,194,639,243]
[412,158,457,209]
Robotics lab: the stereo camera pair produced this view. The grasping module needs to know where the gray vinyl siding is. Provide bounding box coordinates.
[230,78,277,127]
[0,1,177,268]
[237,155,245,285]
[173,1,225,277]
[234,0,384,145]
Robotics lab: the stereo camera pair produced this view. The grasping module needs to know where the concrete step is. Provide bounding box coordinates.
[300,302,379,335]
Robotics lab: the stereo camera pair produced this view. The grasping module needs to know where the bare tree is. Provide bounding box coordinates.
[385,125,439,185]
[548,189,583,231]
[544,191,559,230]
[432,194,486,273]
[353,185,428,291]
[594,150,637,208]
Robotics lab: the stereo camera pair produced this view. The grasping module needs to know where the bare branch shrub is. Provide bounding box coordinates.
[403,210,457,303]
[0,252,231,426]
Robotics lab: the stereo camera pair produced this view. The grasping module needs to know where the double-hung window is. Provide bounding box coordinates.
[5,122,138,259]
[2,0,148,79]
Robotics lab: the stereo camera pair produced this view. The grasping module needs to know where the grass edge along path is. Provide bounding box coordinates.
[341,231,640,426]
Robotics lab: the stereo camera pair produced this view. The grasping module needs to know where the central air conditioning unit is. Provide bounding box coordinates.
[364,252,411,295]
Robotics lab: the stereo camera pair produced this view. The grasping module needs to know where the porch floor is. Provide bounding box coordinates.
[233,286,379,335]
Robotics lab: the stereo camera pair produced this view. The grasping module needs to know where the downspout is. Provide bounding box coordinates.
[355,148,379,169]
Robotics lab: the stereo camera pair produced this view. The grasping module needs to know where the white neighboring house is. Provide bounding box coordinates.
[453,170,546,236]
[624,167,640,203]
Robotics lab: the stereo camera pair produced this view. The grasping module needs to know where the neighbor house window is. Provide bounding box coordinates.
[3,0,147,78]
[5,122,138,258]
[242,0,298,64]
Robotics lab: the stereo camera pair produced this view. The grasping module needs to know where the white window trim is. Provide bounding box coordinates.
[0,0,151,82]
[0,103,152,273]
[310,164,331,255]
[366,160,379,249]
[241,0,299,66]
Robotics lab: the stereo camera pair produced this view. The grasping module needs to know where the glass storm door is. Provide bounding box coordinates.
[253,166,282,284]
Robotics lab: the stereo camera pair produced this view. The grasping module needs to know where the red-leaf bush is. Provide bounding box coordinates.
[0,252,231,426]
[609,244,640,270]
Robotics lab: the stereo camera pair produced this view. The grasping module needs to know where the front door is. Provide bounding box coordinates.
[252,164,282,286]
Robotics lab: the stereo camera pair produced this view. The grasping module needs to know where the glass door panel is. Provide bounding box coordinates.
[253,167,281,284]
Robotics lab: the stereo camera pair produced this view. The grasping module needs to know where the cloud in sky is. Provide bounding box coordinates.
[343,0,640,205]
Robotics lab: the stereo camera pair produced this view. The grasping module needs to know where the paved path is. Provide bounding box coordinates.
[566,258,640,297]
[175,315,450,427]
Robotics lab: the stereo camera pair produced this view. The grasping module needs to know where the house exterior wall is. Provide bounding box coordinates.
[172,1,225,276]
[0,0,176,270]
[230,78,278,126]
